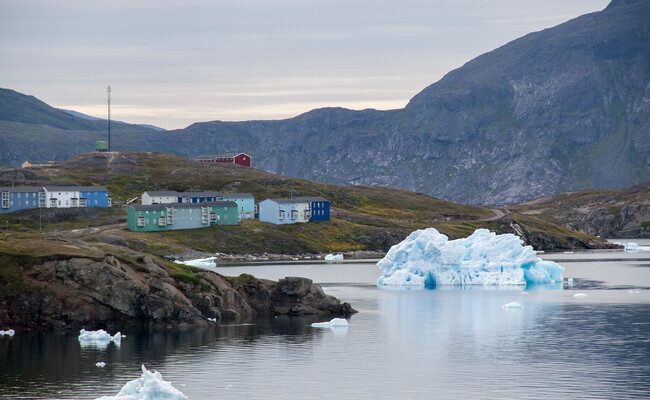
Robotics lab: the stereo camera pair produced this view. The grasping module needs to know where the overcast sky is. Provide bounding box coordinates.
[0,0,609,129]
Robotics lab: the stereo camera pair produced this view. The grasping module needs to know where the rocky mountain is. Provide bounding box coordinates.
[1,0,649,204]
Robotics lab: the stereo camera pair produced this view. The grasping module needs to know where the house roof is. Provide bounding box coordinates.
[178,191,221,198]
[292,196,329,202]
[264,198,311,205]
[144,190,178,197]
[0,186,43,193]
[218,192,254,199]
[44,186,108,192]
[130,200,237,211]
[195,152,250,159]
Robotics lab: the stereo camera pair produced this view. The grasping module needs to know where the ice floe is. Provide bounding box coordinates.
[624,242,650,251]
[0,329,15,336]
[377,228,564,287]
[311,318,349,328]
[96,362,106,368]
[95,365,187,400]
[567,277,574,287]
[573,293,588,298]
[78,329,122,349]
[502,301,523,309]
[324,254,344,262]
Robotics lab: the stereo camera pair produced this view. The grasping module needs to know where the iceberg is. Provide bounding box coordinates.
[502,301,523,309]
[0,329,15,336]
[95,365,187,400]
[79,329,122,349]
[624,242,650,251]
[311,318,349,328]
[96,362,107,368]
[174,257,217,270]
[377,228,564,287]
[324,253,344,262]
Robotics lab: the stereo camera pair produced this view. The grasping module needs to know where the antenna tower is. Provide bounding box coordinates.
[106,85,112,151]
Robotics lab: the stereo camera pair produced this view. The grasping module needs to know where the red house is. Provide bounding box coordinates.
[194,152,252,168]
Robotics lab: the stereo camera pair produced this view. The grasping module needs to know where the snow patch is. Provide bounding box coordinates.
[0,329,15,336]
[311,318,349,328]
[95,365,187,400]
[377,228,564,287]
[502,301,523,309]
[174,257,216,270]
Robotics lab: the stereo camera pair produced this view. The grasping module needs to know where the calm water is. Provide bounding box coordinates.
[1,247,649,399]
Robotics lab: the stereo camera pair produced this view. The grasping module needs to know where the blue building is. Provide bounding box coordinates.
[258,198,310,225]
[0,186,43,213]
[78,186,111,208]
[294,197,330,222]
[178,191,220,204]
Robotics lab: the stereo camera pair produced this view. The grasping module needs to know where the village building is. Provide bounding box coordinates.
[293,197,331,222]
[127,201,238,232]
[21,160,56,169]
[141,191,181,205]
[1,186,110,213]
[194,153,252,168]
[258,198,311,225]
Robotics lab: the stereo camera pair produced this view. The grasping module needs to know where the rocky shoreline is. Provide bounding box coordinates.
[167,250,386,263]
[0,249,356,332]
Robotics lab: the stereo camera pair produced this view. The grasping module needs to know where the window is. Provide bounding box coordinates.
[158,217,166,226]
[291,210,298,220]
[278,210,286,219]
[137,217,145,227]
[17,193,21,198]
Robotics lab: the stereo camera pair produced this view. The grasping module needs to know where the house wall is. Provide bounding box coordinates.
[127,207,168,232]
[0,190,41,213]
[44,189,80,208]
[309,201,330,222]
[80,190,110,208]
[142,193,177,205]
[234,153,252,168]
[259,200,309,224]
[211,204,239,225]
[259,200,280,224]
[220,196,255,219]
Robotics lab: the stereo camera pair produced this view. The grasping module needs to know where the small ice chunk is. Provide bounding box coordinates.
[325,254,344,262]
[624,242,650,251]
[96,362,106,368]
[502,301,523,309]
[207,317,217,322]
[0,329,15,336]
[78,329,122,349]
[311,318,349,328]
[520,291,529,295]
[573,293,588,298]
[628,290,640,294]
[567,277,574,286]
[95,365,187,400]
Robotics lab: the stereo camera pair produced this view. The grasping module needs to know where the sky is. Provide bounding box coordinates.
[0,0,610,130]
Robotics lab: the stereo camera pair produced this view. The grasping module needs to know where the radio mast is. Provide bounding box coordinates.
[106,85,112,151]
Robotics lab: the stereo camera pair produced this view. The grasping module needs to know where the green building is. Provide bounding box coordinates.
[127,201,238,232]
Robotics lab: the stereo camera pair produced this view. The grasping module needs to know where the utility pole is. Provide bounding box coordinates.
[107,85,112,151]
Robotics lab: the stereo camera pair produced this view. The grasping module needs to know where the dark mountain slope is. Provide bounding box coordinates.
[1,0,649,205]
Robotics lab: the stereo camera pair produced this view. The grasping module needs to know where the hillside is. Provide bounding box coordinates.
[0,152,614,256]
[510,182,650,238]
[1,1,649,205]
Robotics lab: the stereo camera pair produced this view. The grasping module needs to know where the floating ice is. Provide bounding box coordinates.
[573,293,588,298]
[174,257,216,270]
[520,291,529,295]
[324,254,344,262]
[79,329,122,349]
[311,318,349,328]
[0,329,15,336]
[567,277,574,287]
[377,228,564,287]
[95,365,187,400]
[624,242,650,251]
[502,301,523,309]
[207,317,217,322]
[96,362,106,368]
[628,290,640,294]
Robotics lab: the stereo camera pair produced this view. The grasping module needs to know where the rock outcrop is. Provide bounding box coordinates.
[0,253,356,331]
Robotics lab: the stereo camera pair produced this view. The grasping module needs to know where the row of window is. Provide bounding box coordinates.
[5,199,100,208]
[136,213,228,227]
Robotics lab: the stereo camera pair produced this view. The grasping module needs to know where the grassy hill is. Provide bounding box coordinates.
[0,152,614,256]
[510,182,650,238]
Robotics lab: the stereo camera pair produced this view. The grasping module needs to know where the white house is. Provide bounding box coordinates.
[141,191,179,205]
[42,186,81,208]
[258,198,310,225]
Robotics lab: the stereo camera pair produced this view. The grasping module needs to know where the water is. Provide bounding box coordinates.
[1,247,649,399]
